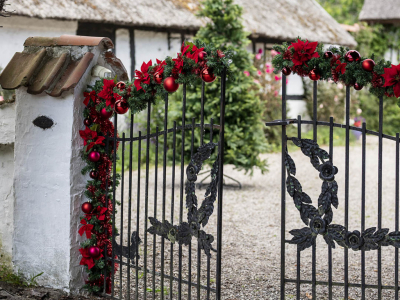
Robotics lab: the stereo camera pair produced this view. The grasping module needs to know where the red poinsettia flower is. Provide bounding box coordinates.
[134,60,152,92]
[79,248,95,269]
[83,90,97,106]
[86,136,105,152]
[185,45,205,63]
[78,219,94,239]
[79,126,97,146]
[335,60,347,75]
[98,79,117,108]
[152,59,167,76]
[383,64,400,98]
[97,207,108,221]
[172,55,184,76]
[288,39,320,66]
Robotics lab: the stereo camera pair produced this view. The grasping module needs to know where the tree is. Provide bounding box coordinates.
[167,0,268,174]
[316,0,364,25]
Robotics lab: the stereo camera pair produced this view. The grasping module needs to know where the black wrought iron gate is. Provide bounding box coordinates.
[104,71,227,300]
[266,75,400,299]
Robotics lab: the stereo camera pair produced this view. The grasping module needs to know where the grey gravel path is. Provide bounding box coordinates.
[114,136,399,299]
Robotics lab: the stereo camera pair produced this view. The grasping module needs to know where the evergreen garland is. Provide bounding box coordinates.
[272,38,400,102]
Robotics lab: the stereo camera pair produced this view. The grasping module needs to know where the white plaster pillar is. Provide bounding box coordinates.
[12,58,100,293]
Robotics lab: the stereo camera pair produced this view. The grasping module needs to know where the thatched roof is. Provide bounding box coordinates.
[8,0,356,46]
[359,0,400,24]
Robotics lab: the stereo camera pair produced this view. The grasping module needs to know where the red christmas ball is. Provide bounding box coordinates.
[114,99,129,114]
[116,81,126,91]
[308,69,321,81]
[201,67,216,83]
[282,67,291,76]
[89,170,98,179]
[344,50,361,62]
[361,59,375,72]
[198,51,207,61]
[82,202,93,214]
[88,151,101,162]
[84,118,92,126]
[324,51,333,59]
[354,83,363,90]
[100,108,113,119]
[88,246,101,259]
[154,72,163,84]
[163,76,180,93]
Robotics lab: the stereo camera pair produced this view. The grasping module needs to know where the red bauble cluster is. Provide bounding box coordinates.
[201,67,216,83]
[82,202,93,214]
[114,99,129,114]
[116,81,126,91]
[362,59,375,72]
[100,108,113,119]
[282,67,291,76]
[84,118,92,126]
[344,50,361,62]
[163,76,180,93]
[309,69,321,81]
[88,246,101,259]
[88,151,101,162]
[324,51,333,59]
[198,51,207,61]
[354,83,363,90]
[153,72,163,84]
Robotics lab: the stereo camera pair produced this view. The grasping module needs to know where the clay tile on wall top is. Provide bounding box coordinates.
[24,35,114,50]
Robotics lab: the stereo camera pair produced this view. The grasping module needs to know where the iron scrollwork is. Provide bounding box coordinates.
[286,137,400,251]
[148,142,219,257]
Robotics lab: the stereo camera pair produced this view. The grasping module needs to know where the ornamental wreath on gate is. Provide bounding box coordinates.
[78,40,231,293]
[272,38,400,252]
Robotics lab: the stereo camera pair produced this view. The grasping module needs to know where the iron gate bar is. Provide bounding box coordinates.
[135,131,142,300]
[378,96,383,300]
[170,121,177,300]
[344,86,350,299]
[104,135,110,294]
[161,94,168,300]
[104,257,216,292]
[328,116,334,300]
[127,112,134,299]
[216,68,227,300]
[198,81,205,300]
[312,81,317,300]
[189,117,196,300]
[120,133,125,299]
[266,120,399,142]
[178,84,187,299]
[152,126,159,299]
[207,117,214,300]
[285,279,400,290]
[396,132,400,300]
[280,73,287,300]
[296,115,301,300]
[361,121,366,299]
[144,102,151,300]
[113,124,221,142]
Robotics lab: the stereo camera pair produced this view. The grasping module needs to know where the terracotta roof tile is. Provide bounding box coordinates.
[0,35,126,98]
[49,52,94,97]
[24,35,114,50]
[27,52,69,95]
[0,48,46,90]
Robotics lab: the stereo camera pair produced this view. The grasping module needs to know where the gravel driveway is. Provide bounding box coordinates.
[114,135,399,299]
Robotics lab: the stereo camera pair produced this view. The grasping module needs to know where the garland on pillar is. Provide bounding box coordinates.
[272,38,400,100]
[78,40,231,293]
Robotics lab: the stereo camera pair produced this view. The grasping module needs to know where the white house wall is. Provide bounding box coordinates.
[0,143,14,267]
[0,16,77,71]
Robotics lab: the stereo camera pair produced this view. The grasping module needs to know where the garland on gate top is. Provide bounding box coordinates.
[272,38,400,99]
[78,40,231,294]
